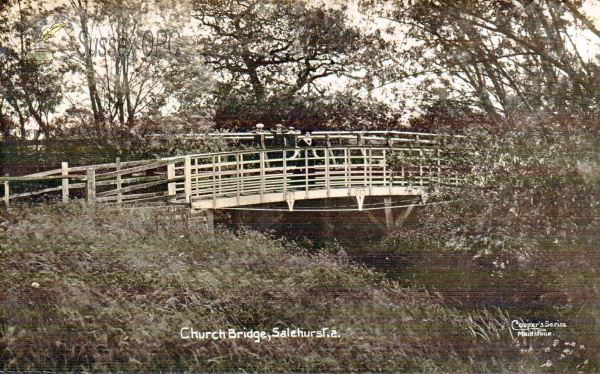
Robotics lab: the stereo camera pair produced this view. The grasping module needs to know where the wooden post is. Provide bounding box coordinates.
[205,209,214,232]
[116,158,122,204]
[184,156,192,204]
[4,174,9,207]
[85,168,96,205]
[167,162,175,199]
[61,162,69,203]
[384,197,393,228]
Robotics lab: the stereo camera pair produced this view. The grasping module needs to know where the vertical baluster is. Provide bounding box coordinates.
[260,150,265,203]
[218,155,222,195]
[325,148,330,197]
[212,156,216,207]
[369,146,373,194]
[184,156,192,204]
[420,149,423,186]
[240,154,244,196]
[362,148,367,187]
[346,148,351,194]
[236,153,241,206]
[383,149,387,188]
[305,149,309,198]
[437,147,441,183]
[283,149,287,196]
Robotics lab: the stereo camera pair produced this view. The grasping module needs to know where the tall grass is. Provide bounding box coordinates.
[1,202,597,372]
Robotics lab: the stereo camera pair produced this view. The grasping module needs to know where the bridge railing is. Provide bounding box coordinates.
[2,131,466,208]
[165,145,461,209]
[152,128,462,148]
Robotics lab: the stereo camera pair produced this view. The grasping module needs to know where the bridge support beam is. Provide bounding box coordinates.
[354,187,365,211]
[395,197,420,227]
[384,197,393,228]
[205,209,214,232]
[285,191,295,211]
[190,208,214,232]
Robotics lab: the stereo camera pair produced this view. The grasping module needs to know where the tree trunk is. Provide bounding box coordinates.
[75,1,105,131]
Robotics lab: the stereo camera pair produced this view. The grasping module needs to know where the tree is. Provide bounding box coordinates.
[0,0,63,141]
[360,0,600,125]
[382,120,600,309]
[0,0,216,173]
[0,0,14,139]
[55,0,214,148]
[192,0,390,129]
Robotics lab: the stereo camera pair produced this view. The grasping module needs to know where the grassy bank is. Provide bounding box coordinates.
[380,124,600,372]
[1,203,597,372]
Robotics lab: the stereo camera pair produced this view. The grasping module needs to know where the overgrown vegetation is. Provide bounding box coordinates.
[2,0,600,371]
[380,122,600,370]
[1,201,596,372]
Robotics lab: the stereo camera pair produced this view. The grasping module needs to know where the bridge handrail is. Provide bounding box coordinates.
[170,145,463,210]
[2,133,467,207]
[152,130,466,145]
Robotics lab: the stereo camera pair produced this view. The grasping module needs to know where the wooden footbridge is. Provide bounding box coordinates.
[2,127,465,229]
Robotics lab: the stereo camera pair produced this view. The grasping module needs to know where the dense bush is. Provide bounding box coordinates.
[1,203,596,372]
[382,122,600,363]
[1,124,229,177]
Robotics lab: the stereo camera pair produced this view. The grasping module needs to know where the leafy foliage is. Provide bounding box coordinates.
[192,0,392,130]
[2,203,597,371]
[214,91,406,130]
[0,0,63,141]
[360,0,600,123]
[384,121,600,310]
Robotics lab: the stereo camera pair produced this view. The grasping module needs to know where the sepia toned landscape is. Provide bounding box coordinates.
[1,0,600,372]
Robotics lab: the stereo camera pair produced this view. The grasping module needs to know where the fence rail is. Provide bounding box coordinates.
[2,131,465,209]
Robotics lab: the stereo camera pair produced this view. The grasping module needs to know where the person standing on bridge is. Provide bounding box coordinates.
[298,131,313,147]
